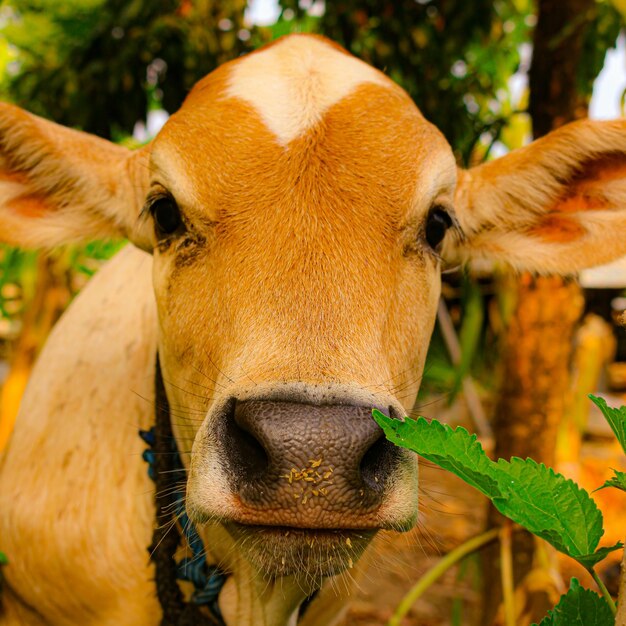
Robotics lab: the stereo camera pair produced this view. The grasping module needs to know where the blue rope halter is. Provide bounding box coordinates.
[141,358,317,625]
[141,411,227,623]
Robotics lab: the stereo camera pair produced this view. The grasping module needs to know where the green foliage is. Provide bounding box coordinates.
[64,240,125,278]
[589,395,626,498]
[450,275,484,401]
[373,410,622,570]
[590,395,626,456]
[533,578,614,626]
[1,0,250,138]
[0,241,124,325]
[416,324,456,396]
[0,246,37,321]
[578,2,624,99]
[596,469,626,493]
[375,394,626,621]
[489,458,620,569]
[375,411,497,496]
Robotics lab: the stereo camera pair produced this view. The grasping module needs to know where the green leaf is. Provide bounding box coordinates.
[595,469,626,494]
[0,552,7,565]
[589,395,626,456]
[576,541,624,569]
[374,412,617,569]
[491,457,609,566]
[533,578,614,626]
[372,411,501,499]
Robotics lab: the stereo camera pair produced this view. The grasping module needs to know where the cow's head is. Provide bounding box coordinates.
[2,35,626,584]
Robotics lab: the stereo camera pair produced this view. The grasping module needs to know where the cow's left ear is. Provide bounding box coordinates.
[452,119,626,273]
[0,103,152,250]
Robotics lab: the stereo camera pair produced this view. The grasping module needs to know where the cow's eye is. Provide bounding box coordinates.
[425,207,453,250]
[151,196,183,236]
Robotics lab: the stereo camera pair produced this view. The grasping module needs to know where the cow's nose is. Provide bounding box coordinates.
[220,399,401,521]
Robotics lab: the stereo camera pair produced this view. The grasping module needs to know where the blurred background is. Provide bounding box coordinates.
[0,1,625,624]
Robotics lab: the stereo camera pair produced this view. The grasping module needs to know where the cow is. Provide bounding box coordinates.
[0,33,625,626]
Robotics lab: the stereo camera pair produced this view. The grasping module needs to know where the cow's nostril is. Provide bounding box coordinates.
[217,398,404,517]
[223,400,269,484]
[359,432,401,493]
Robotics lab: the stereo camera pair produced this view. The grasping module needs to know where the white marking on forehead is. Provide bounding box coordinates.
[226,36,392,145]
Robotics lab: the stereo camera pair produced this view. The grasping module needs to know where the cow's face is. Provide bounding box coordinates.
[1,34,626,585]
[147,37,456,576]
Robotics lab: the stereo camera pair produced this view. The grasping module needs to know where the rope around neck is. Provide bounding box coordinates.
[142,356,319,625]
[140,355,227,626]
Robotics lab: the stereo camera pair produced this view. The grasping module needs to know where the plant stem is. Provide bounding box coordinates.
[387,528,500,626]
[590,568,616,616]
[616,544,626,625]
[500,521,516,626]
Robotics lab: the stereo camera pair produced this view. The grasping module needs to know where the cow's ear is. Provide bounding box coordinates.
[452,119,626,273]
[0,103,152,250]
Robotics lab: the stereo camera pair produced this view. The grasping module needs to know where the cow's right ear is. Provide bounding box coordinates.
[451,118,626,274]
[0,103,153,250]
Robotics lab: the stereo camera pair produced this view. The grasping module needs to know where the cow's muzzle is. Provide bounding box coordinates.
[214,396,403,528]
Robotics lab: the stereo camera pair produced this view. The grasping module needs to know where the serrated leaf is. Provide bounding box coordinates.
[374,412,614,569]
[595,469,626,493]
[532,578,614,626]
[589,395,626,456]
[575,541,624,569]
[372,411,502,499]
[491,457,606,564]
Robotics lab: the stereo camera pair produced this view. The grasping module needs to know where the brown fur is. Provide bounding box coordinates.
[0,34,626,625]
